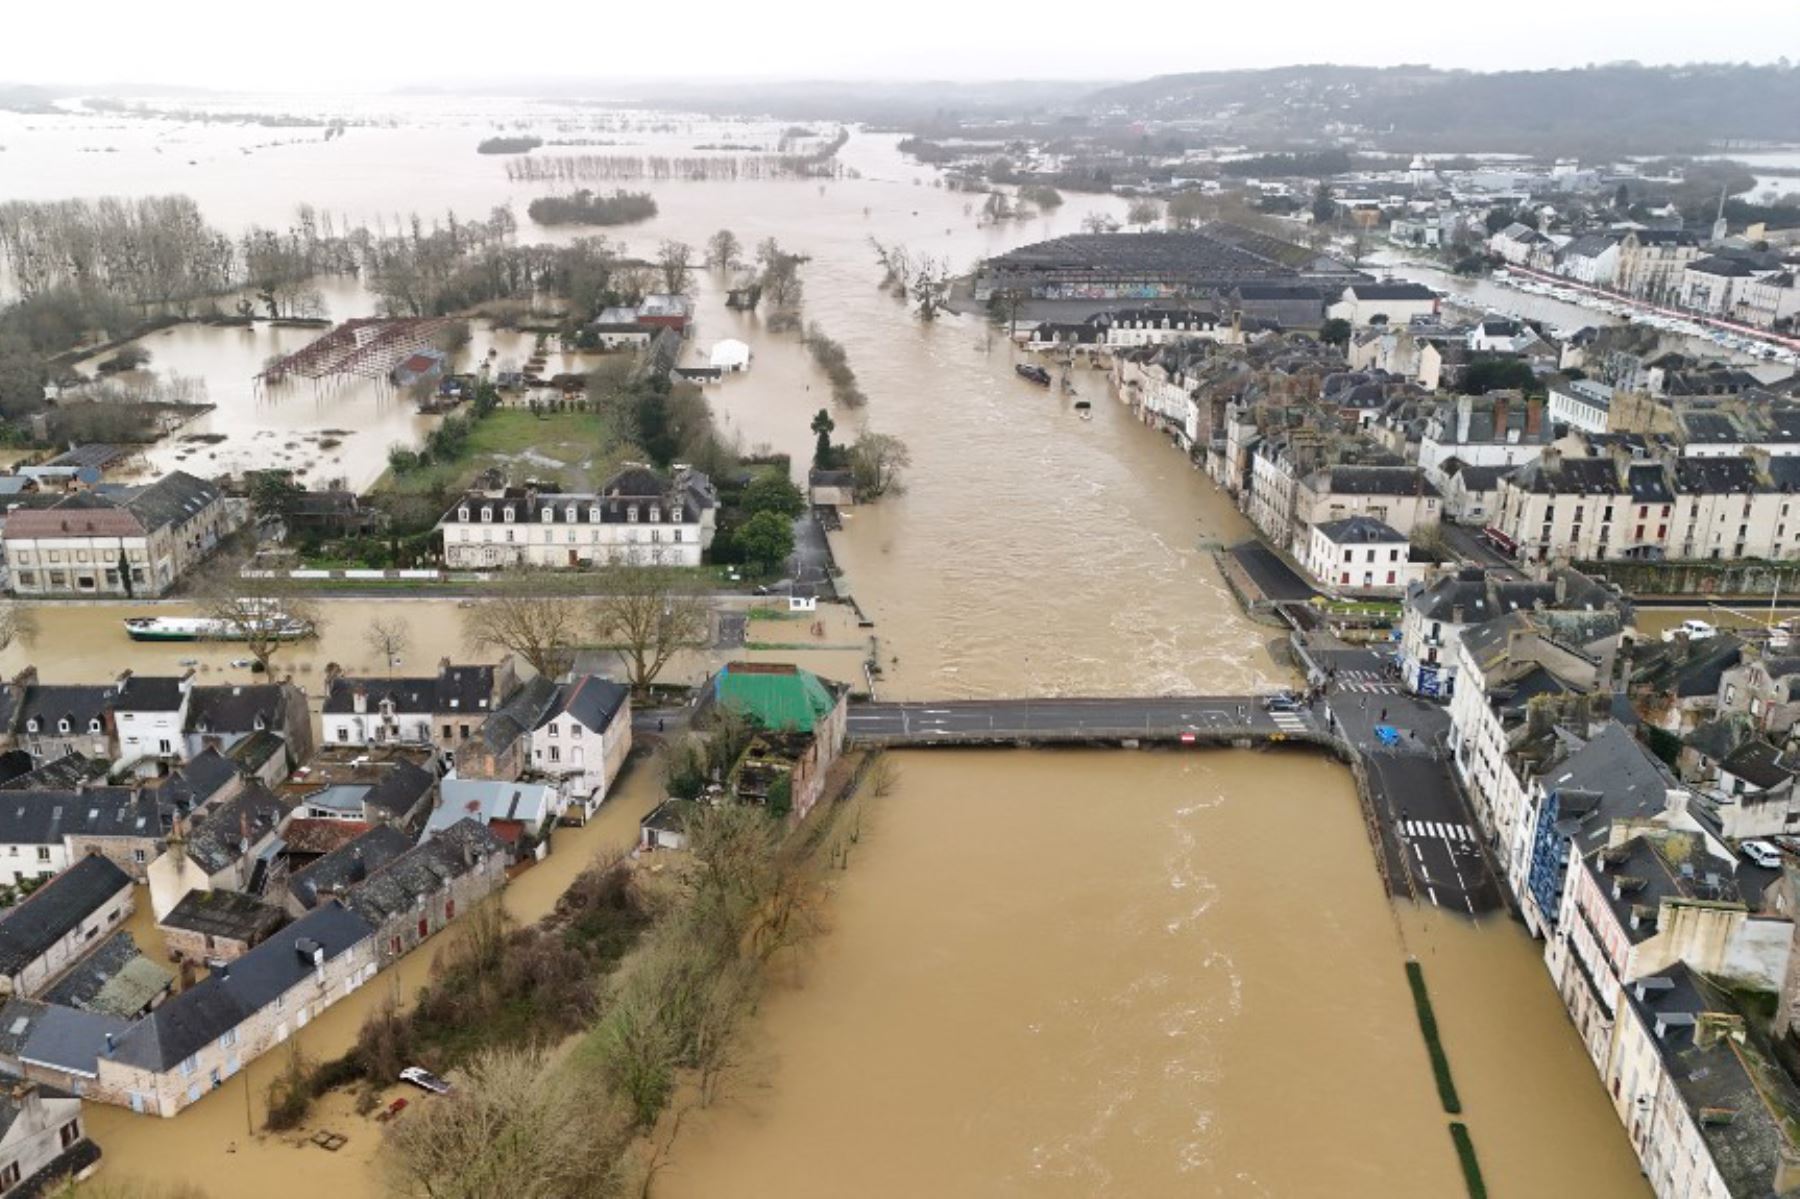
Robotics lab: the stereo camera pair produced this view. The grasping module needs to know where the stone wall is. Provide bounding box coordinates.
[1578,558,1800,597]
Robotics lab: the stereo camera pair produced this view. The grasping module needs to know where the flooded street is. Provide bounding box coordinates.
[0,102,1648,1197]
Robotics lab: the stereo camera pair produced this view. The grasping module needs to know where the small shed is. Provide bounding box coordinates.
[709,339,751,373]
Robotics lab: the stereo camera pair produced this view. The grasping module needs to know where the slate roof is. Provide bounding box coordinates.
[1541,723,1672,857]
[1687,255,1755,278]
[159,888,288,945]
[1720,739,1796,791]
[1674,457,1764,495]
[1314,515,1405,544]
[1317,465,1439,497]
[0,753,108,792]
[0,855,132,976]
[16,685,116,737]
[287,825,414,910]
[1515,455,1623,495]
[280,818,372,857]
[361,760,436,822]
[1625,963,1800,1197]
[121,471,221,534]
[19,1003,130,1078]
[1627,464,1675,505]
[473,674,558,754]
[0,789,168,848]
[0,998,44,1061]
[322,676,439,717]
[154,749,239,813]
[180,782,291,875]
[110,901,373,1073]
[185,684,286,736]
[1443,461,1512,492]
[113,674,186,713]
[341,819,506,929]
[41,931,172,1018]
[1589,835,1740,948]
[1344,282,1437,301]
[538,675,630,735]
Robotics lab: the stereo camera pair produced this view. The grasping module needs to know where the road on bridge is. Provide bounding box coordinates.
[848,695,1316,741]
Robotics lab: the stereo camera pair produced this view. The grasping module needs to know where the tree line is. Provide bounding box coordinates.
[525,189,658,227]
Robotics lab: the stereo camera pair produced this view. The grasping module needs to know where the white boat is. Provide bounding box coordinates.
[124,605,313,643]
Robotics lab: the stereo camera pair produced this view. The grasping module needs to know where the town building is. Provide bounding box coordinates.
[341,819,508,969]
[424,778,559,853]
[1397,567,1624,698]
[2,472,239,598]
[284,824,413,916]
[95,901,378,1116]
[145,782,292,921]
[158,889,287,966]
[1547,379,1617,435]
[1299,516,1425,595]
[0,855,134,998]
[527,675,632,810]
[713,663,849,825]
[285,753,437,831]
[0,1075,99,1194]
[437,466,718,570]
[1326,282,1439,327]
[321,658,517,758]
[1616,229,1702,304]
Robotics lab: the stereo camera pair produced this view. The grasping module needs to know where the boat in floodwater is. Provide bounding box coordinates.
[1015,363,1052,386]
[123,604,313,643]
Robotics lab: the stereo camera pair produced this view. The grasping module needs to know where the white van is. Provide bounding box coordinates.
[1741,840,1784,870]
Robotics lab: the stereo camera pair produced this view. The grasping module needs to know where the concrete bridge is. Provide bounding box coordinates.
[846,695,1322,748]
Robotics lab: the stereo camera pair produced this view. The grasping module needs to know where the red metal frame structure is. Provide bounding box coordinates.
[258,318,456,385]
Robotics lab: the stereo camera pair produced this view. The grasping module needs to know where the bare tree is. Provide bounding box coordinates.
[202,572,320,674]
[655,240,694,294]
[0,603,38,654]
[909,255,950,321]
[385,1047,633,1199]
[1080,211,1121,234]
[705,228,741,271]
[1127,197,1164,229]
[848,430,912,501]
[364,616,411,676]
[462,576,581,679]
[589,558,711,693]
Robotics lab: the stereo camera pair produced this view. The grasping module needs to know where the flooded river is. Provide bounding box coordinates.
[1,99,1648,1197]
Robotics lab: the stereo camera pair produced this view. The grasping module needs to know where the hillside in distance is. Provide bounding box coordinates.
[1084,63,1800,155]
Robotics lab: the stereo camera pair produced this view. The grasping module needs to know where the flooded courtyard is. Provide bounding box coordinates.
[0,98,1652,1196]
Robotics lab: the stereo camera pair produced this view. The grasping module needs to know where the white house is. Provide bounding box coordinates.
[527,675,632,812]
[1546,378,1616,435]
[438,466,717,570]
[1678,256,1756,316]
[1326,282,1439,328]
[1300,516,1423,595]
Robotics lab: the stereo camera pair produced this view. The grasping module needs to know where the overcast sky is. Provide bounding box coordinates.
[8,0,1799,91]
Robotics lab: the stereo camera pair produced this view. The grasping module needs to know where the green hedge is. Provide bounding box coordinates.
[1449,1122,1487,1198]
[1406,960,1463,1114]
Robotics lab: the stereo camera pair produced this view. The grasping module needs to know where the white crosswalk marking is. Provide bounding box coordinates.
[1271,712,1307,731]
[1400,820,1474,844]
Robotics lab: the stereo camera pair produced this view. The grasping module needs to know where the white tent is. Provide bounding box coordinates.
[709,338,751,373]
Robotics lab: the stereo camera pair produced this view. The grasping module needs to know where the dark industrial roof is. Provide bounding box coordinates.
[111,902,373,1073]
[0,855,132,976]
[1344,282,1437,301]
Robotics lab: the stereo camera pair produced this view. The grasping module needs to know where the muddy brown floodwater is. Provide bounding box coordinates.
[657,752,1646,1199]
[3,104,1649,1197]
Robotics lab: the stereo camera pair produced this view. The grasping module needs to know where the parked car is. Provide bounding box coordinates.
[1262,692,1300,713]
[400,1066,453,1095]
[1741,840,1784,869]
[1661,619,1717,643]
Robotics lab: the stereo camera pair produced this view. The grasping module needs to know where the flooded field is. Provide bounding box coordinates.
[1,99,1648,1198]
[658,751,1647,1198]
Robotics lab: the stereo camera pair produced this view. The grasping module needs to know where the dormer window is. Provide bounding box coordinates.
[481,508,492,524]
[254,714,267,731]
[25,719,38,734]
[58,719,70,734]
[589,505,601,522]
[88,719,102,734]
[565,505,577,523]
[628,505,639,523]
[458,507,470,522]
[671,504,683,522]
[650,505,661,523]
[540,508,553,523]
[503,508,515,524]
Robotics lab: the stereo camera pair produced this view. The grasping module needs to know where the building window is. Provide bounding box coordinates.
[133,848,147,865]
[220,1028,237,1050]
[549,745,560,763]
[179,1055,198,1077]
[0,1162,19,1189]
[58,1119,81,1149]
[36,847,50,862]
[503,508,515,524]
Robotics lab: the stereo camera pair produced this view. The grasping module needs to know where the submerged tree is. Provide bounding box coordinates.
[589,557,711,692]
[202,573,321,675]
[706,228,742,271]
[655,239,694,294]
[461,575,581,678]
[848,430,912,501]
